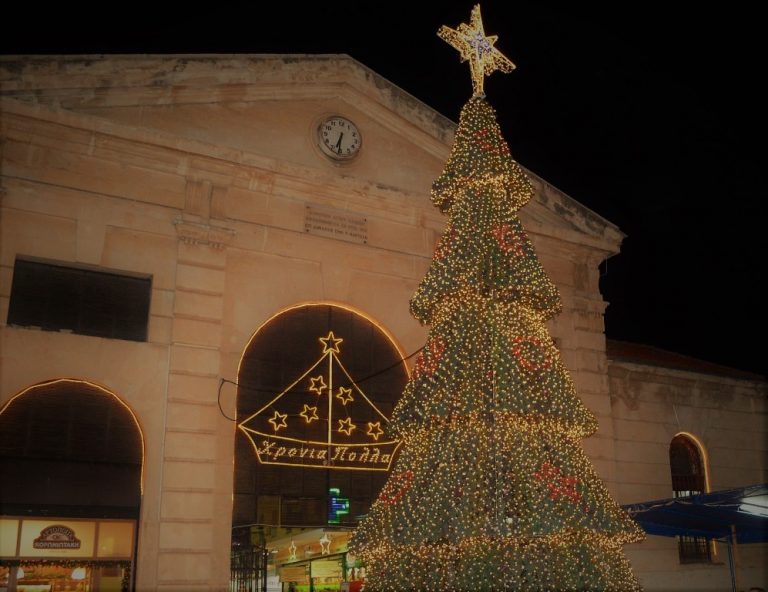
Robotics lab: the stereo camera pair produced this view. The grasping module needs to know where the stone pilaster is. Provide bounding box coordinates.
[156,179,234,591]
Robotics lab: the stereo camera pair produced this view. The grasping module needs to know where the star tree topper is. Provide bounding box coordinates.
[438,4,516,97]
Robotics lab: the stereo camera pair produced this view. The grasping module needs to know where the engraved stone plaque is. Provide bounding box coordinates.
[304,205,368,244]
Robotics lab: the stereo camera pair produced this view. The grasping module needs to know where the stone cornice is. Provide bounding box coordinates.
[1,54,624,252]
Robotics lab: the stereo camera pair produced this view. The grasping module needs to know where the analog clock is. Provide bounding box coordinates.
[317,116,362,161]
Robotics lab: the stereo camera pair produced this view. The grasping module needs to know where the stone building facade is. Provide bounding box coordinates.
[0,55,764,591]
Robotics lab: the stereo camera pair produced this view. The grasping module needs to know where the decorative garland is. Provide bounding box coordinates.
[0,559,131,567]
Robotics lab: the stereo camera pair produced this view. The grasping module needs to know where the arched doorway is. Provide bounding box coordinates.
[232,303,410,591]
[0,378,143,591]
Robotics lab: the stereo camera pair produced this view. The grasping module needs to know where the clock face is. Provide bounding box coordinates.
[318,116,362,160]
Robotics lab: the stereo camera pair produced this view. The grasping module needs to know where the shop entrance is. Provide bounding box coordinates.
[0,379,143,592]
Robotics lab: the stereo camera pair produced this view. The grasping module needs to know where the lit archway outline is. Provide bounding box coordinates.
[671,431,711,494]
[0,377,146,494]
[235,301,410,471]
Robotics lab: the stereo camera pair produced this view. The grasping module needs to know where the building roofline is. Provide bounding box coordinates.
[607,339,765,382]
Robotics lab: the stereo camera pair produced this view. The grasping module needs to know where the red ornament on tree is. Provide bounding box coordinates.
[511,335,552,372]
[434,229,458,261]
[378,470,414,505]
[534,461,581,504]
[491,223,526,256]
[413,337,447,379]
[473,127,510,156]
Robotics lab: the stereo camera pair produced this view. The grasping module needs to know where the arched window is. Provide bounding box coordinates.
[669,433,711,563]
[233,303,410,537]
[0,379,143,590]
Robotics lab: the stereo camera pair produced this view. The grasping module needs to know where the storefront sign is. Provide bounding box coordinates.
[1,518,135,560]
[33,525,81,549]
[18,520,95,558]
[312,558,342,579]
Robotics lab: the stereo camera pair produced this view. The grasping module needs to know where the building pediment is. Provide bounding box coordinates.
[1,54,622,251]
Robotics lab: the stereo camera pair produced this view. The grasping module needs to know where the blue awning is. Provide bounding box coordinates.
[623,483,768,544]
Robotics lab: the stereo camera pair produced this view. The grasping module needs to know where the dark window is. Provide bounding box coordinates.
[669,434,712,563]
[7,257,151,342]
[0,379,143,519]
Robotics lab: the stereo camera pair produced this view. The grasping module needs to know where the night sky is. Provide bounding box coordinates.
[3,3,763,375]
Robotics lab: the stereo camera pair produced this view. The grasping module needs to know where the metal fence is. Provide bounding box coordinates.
[230,545,268,592]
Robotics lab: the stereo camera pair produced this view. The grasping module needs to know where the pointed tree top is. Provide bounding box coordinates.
[438,4,516,97]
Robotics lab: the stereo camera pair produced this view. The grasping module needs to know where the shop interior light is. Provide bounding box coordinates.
[71,567,87,580]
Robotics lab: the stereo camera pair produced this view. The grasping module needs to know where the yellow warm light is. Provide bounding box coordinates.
[268,411,288,432]
[674,431,711,493]
[367,422,385,441]
[337,417,357,436]
[309,375,328,395]
[349,51,643,589]
[236,301,410,381]
[238,326,402,472]
[300,404,319,424]
[319,331,344,354]
[233,302,412,473]
[336,386,354,405]
[438,4,516,97]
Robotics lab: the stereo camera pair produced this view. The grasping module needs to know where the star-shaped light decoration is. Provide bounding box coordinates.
[337,417,357,436]
[335,386,354,406]
[300,404,319,424]
[366,421,384,441]
[268,411,288,432]
[289,540,297,561]
[319,331,343,354]
[308,375,327,395]
[438,4,516,97]
[319,533,332,555]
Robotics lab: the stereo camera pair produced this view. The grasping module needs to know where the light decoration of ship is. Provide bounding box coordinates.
[238,331,401,471]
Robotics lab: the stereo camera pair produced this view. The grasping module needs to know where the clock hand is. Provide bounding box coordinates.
[335,133,344,154]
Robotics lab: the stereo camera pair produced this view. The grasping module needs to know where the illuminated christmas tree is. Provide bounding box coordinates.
[349,6,643,591]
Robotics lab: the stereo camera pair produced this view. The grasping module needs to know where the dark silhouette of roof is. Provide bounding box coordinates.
[607,340,765,382]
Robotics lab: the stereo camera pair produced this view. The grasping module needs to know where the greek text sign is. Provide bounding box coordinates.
[251,438,400,471]
[19,520,95,558]
[238,331,401,471]
[33,525,81,549]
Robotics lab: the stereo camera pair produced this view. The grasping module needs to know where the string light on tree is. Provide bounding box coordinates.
[349,5,643,590]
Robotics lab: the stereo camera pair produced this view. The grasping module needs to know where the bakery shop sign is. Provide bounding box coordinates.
[33,525,81,550]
